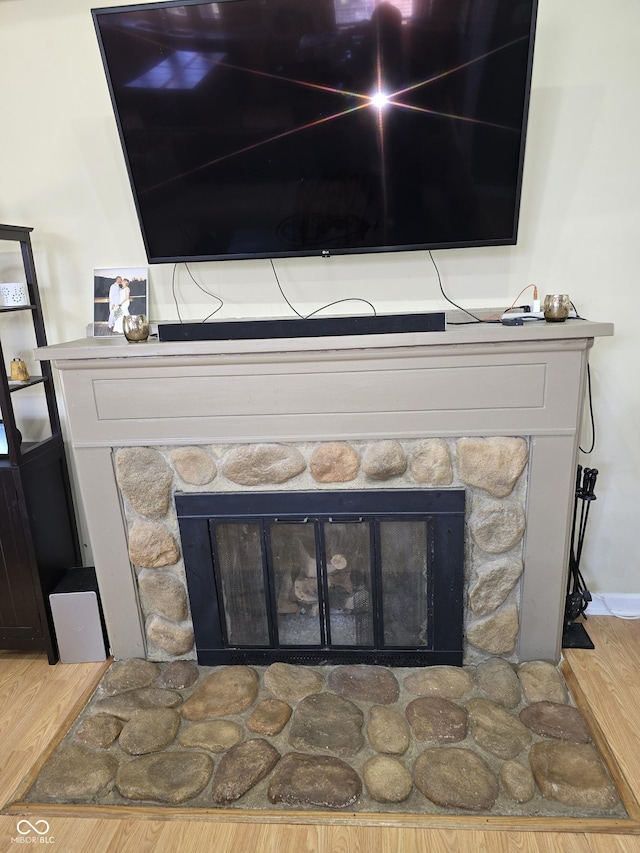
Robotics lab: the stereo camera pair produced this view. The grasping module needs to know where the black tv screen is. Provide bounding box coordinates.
[93,0,538,264]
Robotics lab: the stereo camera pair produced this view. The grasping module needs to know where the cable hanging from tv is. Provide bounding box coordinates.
[269,258,377,320]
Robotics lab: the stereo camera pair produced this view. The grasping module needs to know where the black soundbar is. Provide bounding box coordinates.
[157,311,446,342]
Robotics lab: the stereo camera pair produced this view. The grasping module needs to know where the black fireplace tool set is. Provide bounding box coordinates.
[562,465,598,649]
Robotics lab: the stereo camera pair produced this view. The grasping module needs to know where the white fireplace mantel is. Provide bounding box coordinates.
[37,317,613,662]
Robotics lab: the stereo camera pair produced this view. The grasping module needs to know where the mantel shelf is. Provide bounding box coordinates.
[36,317,614,366]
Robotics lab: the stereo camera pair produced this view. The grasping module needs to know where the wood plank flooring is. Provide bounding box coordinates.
[1,616,640,852]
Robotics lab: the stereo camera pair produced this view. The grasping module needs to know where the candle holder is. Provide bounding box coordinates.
[123,314,150,342]
[543,294,571,322]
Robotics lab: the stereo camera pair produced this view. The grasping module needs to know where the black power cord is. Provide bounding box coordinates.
[579,364,596,454]
[269,258,377,319]
[172,263,224,323]
[428,251,486,325]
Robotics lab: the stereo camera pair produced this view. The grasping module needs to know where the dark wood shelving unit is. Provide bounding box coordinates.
[0,224,81,663]
[8,376,46,391]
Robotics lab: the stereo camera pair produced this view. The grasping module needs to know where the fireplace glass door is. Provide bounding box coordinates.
[177,490,465,666]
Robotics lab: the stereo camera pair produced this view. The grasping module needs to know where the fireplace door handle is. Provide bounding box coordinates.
[273,517,309,523]
[328,517,364,523]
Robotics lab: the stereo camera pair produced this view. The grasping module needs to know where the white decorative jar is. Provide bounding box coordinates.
[0,282,29,307]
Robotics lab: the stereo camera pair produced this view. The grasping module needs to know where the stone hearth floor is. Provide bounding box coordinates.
[19,658,629,820]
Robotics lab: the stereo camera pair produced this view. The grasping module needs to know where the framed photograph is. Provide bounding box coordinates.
[93,267,148,336]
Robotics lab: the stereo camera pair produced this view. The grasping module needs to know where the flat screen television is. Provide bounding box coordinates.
[93,0,538,265]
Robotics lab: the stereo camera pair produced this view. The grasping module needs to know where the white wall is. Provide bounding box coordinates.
[1,0,638,596]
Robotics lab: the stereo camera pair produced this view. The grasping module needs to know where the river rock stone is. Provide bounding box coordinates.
[456,437,528,498]
[119,708,181,755]
[466,604,520,655]
[409,439,453,485]
[169,446,217,486]
[220,444,306,485]
[466,697,531,759]
[500,759,536,803]
[247,699,292,735]
[178,720,244,752]
[138,570,189,622]
[74,714,123,749]
[101,658,160,696]
[114,447,173,519]
[181,666,259,719]
[328,665,400,704]
[363,755,413,803]
[413,747,499,811]
[529,741,619,809]
[211,739,281,804]
[160,660,199,689]
[146,615,194,656]
[268,752,362,808]
[93,687,184,720]
[367,705,411,755]
[405,697,468,743]
[362,440,407,480]
[404,666,473,699]
[469,500,526,554]
[35,745,118,801]
[517,660,569,704]
[520,701,591,742]
[475,657,522,708]
[310,442,359,482]
[469,556,524,616]
[289,692,364,756]
[128,520,180,568]
[123,687,184,709]
[116,752,214,804]
[264,662,324,702]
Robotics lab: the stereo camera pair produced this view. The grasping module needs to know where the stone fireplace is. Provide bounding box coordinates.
[36,317,613,664]
[112,436,526,665]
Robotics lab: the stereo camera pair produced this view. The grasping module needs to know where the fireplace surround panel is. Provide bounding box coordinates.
[36,320,613,662]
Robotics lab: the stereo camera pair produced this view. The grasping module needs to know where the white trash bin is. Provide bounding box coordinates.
[49,567,108,663]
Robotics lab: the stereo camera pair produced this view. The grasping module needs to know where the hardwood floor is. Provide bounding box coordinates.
[1,616,640,851]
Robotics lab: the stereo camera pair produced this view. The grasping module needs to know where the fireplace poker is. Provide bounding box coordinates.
[565,466,598,623]
[576,468,598,570]
[567,464,582,594]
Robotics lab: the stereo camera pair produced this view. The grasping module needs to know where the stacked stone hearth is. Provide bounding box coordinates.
[28,657,623,815]
[114,436,529,663]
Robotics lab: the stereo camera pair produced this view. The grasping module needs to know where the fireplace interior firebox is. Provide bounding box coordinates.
[177,489,465,667]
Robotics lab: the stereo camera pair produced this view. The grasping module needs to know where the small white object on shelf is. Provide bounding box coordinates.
[0,282,29,307]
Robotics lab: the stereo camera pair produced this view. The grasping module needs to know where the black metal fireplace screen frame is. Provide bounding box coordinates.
[176,489,465,667]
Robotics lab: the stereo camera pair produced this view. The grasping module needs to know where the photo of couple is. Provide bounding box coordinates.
[108,274,131,334]
[93,267,148,336]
